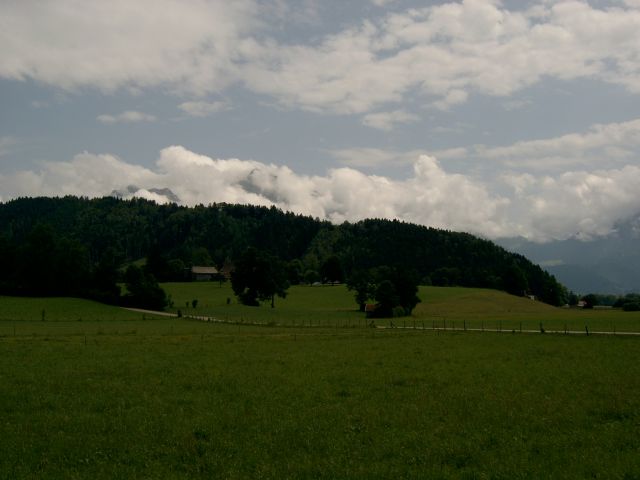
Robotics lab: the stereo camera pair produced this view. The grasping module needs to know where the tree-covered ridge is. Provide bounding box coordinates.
[0,196,567,305]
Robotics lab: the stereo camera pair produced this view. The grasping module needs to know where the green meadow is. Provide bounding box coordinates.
[164,283,640,334]
[1,286,640,479]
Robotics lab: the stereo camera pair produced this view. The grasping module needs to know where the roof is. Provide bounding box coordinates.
[191,266,219,275]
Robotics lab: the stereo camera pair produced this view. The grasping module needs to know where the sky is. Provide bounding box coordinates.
[1,0,640,242]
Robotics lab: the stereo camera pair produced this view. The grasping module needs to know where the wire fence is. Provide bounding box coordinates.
[2,312,639,340]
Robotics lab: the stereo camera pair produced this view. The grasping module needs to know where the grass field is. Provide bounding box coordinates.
[1,288,640,478]
[162,282,640,334]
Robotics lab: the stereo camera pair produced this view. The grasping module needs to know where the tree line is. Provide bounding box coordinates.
[570,292,640,311]
[0,196,568,309]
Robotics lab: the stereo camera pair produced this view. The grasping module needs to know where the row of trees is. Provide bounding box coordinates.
[617,294,640,311]
[229,248,421,317]
[0,224,168,310]
[573,292,640,311]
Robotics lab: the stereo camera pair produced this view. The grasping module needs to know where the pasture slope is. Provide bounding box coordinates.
[162,283,640,334]
[1,286,639,479]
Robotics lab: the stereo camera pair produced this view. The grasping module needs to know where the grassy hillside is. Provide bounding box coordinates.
[160,283,640,333]
[4,284,639,336]
[1,300,639,478]
[415,286,640,333]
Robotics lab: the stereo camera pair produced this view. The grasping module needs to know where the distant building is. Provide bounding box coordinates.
[191,266,219,281]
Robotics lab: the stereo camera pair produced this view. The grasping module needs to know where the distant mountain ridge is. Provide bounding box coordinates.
[497,214,640,294]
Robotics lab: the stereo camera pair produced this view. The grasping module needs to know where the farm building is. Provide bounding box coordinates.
[191,266,219,281]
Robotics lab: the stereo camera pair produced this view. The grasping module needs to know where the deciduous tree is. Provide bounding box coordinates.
[231,247,289,307]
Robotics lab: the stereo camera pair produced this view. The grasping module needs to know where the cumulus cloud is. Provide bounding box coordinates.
[241,0,640,113]
[0,152,159,200]
[0,0,257,94]
[2,1,639,115]
[442,118,640,172]
[178,100,230,117]
[361,109,419,131]
[2,145,640,242]
[432,89,469,111]
[96,110,157,124]
[501,165,640,240]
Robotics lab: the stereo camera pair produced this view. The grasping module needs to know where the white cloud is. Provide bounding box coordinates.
[241,0,640,113]
[433,89,469,111]
[97,111,157,124]
[470,118,640,171]
[501,165,640,241]
[3,145,640,242]
[0,0,257,94]
[0,152,160,199]
[0,146,508,237]
[178,100,230,117]
[2,1,639,115]
[361,109,419,130]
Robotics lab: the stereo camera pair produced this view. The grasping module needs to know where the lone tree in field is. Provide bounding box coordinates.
[231,247,289,307]
[122,265,168,311]
[348,266,420,317]
[346,269,374,311]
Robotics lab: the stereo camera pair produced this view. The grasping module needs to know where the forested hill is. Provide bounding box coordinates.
[0,196,566,305]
